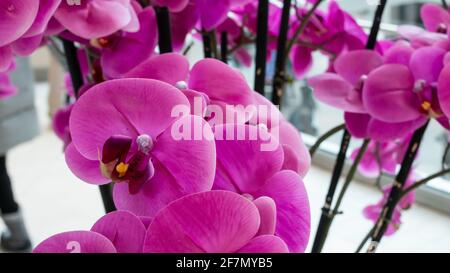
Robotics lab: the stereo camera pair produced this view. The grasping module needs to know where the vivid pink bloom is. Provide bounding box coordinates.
[350,135,412,178]
[52,104,73,150]
[34,211,146,253]
[0,0,61,71]
[308,49,383,113]
[363,46,448,127]
[420,3,450,33]
[126,54,310,176]
[153,0,189,12]
[363,174,416,236]
[65,78,216,217]
[212,124,310,253]
[54,0,139,39]
[289,1,367,78]
[125,53,255,121]
[144,190,289,253]
[92,7,158,78]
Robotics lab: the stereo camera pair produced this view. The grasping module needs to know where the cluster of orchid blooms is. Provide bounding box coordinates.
[1,0,449,253]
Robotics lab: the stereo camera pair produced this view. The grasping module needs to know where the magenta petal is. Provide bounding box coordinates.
[334,50,383,86]
[11,34,43,56]
[65,143,109,185]
[154,0,189,12]
[69,79,189,160]
[344,112,370,139]
[151,115,216,194]
[420,3,450,32]
[237,235,289,253]
[170,3,199,52]
[409,46,445,83]
[254,170,310,253]
[101,7,158,78]
[143,191,260,253]
[0,0,39,47]
[197,0,231,30]
[438,65,450,118]
[291,45,313,79]
[114,116,215,217]
[54,0,133,39]
[383,42,414,66]
[189,58,254,107]
[23,0,61,37]
[33,231,117,253]
[276,121,311,177]
[212,124,284,194]
[253,197,276,236]
[363,64,421,123]
[0,46,13,72]
[125,53,190,85]
[91,211,146,253]
[308,73,365,113]
[367,118,427,142]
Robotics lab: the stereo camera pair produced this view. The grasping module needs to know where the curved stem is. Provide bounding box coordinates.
[284,0,324,61]
[309,124,346,157]
[332,139,370,214]
[399,168,450,200]
[355,227,375,253]
[442,142,450,169]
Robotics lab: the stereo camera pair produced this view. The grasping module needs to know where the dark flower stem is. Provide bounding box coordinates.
[155,7,173,53]
[367,121,429,253]
[442,142,449,169]
[202,30,213,58]
[309,124,345,157]
[270,0,291,106]
[254,0,269,95]
[220,32,228,63]
[311,0,387,253]
[311,138,369,253]
[61,39,116,214]
[443,0,448,9]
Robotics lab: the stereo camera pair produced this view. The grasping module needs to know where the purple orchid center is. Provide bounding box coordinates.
[436,23,448,34]
[100,134,155,194]
[413,80,443,118]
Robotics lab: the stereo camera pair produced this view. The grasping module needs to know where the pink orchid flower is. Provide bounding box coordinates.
[125,53,310,176]
[350,135,412,178]
[91,7,158,78]
[363,173,416,236]
[144,191,289,253]
[363,46,449,129]
[308,49,383,113]
[420,3,450,34]
[65,78,216,218]
[54,0,139,40]
[0,0,61,71]
[34,211,146,253]
[212,124,310,253]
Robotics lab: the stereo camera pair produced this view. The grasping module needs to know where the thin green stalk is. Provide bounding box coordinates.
[332,139,370,213]
[355,227,375,253]
[309,124,345,157]
[284,0,324,61]
[399,168,450,200]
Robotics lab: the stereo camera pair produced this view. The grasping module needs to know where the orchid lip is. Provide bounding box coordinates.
[437,23,448,34]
